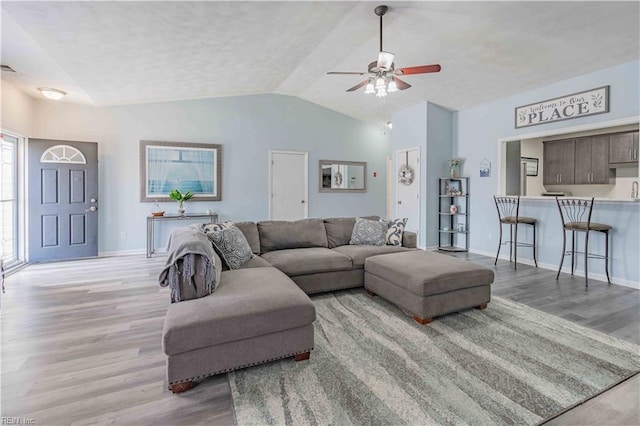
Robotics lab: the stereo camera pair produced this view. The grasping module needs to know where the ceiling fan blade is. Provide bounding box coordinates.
[327,71,366,75]
[395,64,441,75]
[346,80,369,92]
[393,77,411,90]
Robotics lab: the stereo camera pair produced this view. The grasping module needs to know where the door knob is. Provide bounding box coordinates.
[90,198,97,203]
[86,206,97,212]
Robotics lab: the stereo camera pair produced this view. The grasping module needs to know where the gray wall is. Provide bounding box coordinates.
[32,94,390,254]
[425,103,453,247]
[505,141,521,195]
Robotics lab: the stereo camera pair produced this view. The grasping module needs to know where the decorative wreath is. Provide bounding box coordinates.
[398,165,415,185]
[333,171,343,187]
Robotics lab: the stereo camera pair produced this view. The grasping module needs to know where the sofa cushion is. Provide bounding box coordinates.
[349,217,388,246]
[258,219,328,253]
[238,256,272,269]
[163,267,315,356]
[208,226,254,269]
[333,245,411,268]
[234,221,261,255]
[260,247,352,276]
[324,216,379,248]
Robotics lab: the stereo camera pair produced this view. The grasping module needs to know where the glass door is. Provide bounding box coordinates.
[1,133,19,267]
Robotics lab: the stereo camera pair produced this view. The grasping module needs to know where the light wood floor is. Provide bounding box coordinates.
[1,253,638,425]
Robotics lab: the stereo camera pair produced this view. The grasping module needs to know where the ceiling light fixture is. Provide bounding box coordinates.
[38,87,66,100]
[364,79,375,94]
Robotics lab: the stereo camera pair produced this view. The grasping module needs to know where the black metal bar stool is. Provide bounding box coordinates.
[493,196,538,269]
[555,197,612,287]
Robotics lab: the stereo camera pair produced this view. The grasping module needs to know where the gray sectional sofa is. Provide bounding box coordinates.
[162,217,416,392]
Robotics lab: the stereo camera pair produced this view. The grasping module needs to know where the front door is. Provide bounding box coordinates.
[28,139,98,262]
[270,151,308,220]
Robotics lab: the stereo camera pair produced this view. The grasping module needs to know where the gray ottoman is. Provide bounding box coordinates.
[364,251,494,324]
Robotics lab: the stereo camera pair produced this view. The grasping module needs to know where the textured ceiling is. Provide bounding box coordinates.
[2,1,639,123]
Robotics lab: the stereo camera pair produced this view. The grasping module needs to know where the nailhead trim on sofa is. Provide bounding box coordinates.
[167,348,314,388]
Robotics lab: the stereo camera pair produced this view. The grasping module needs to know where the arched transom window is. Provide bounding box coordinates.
[40,145,86,164]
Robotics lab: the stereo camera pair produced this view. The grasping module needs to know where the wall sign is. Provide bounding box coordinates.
[515,86,609,129]
[479,159,491,177]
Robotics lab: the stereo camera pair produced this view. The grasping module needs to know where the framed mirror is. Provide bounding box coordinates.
[319,160,367,193]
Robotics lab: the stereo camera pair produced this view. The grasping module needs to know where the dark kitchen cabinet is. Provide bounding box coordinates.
[574,136,610,184]
[609,132,639,165]
[543,139,575,185]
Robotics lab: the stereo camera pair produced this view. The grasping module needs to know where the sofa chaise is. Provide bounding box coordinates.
[162,216,493,393]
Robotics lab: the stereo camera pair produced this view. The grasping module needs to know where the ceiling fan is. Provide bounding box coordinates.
[327,5,441,97]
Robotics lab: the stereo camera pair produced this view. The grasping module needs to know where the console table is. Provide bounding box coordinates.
[146,213,218,258]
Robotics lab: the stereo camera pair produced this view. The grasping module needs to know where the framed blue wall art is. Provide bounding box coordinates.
[140,141,222,201]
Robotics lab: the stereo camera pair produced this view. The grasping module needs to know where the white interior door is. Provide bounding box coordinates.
[270,151,308,220]
[396,148,420,235]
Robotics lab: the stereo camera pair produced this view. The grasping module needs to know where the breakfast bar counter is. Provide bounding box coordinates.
[488,196,639,288]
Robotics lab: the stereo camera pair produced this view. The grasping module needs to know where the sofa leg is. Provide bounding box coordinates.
[475,303,488,310]
[365,289,375,297]
[170,381,193,394]
[413,315,433,325]
[294,351,311,362]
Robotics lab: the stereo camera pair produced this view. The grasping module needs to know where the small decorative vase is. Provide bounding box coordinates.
[450,168,457,178]
[177,204,185,215]
[450,205,458,214]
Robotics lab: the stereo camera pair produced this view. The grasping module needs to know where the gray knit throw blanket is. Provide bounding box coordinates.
[158,224,219,303]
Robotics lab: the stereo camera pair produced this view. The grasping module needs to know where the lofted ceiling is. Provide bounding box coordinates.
[2,1,639,124]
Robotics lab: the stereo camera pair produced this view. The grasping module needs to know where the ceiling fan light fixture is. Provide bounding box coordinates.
[38,87,66,100]
[377,51,395,70]
[364,80,375,94]
[387,79,398,93]
[376,86,387,97]
[375,76,386,89]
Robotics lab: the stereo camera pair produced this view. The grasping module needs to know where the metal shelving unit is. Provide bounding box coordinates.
[438,177,469,252]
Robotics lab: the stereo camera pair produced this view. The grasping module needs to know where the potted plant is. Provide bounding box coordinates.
[169,189,193,215]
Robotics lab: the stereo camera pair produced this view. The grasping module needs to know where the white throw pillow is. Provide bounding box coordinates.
[349,218,388,246]
[383,218,408,246]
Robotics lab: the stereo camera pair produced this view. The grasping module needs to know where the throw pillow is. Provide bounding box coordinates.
[349,217,388,246]
[202,220,234,236]
[207,225,254,269]
[384,218,408,246]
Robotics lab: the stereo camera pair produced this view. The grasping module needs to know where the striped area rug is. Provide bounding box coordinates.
[229,290,640,425]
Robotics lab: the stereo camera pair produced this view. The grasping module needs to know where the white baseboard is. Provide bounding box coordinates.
[98,249,148,257]
[468,247,639,290]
